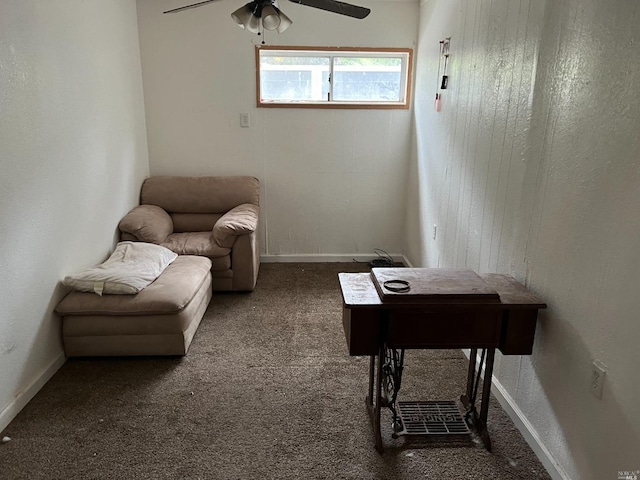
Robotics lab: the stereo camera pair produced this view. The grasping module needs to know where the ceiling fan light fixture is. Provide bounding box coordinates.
[167,0,370,38]
[246,11,262,33]
[261,4,281,31]
[230,3,254,29]
[274,7,292,33]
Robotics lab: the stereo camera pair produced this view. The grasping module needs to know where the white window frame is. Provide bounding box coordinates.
[256,46,413,109]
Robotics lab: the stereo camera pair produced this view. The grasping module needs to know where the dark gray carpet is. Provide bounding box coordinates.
[0,263,551,479]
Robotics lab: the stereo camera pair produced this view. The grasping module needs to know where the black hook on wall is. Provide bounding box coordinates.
[435,37,451,112]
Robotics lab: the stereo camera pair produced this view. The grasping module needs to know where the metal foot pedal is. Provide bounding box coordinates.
[396,400,470,436]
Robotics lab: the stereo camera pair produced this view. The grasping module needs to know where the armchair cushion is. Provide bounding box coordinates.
[118,205,173,244]
[161,232,231,257]
[212,203,259,248]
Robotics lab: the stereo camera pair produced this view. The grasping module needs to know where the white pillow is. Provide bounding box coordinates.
[63,242,178,295]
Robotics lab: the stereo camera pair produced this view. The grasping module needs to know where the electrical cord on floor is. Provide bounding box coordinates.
[353,248,397,268]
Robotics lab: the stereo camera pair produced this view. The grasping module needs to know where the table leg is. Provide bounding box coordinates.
[374,344,384,453]
[464,347,478,401]
[460,348,495,451]
[365,349,384,454]
[367,355,375,406]
[476,348,495,451]
[461,347,479,414]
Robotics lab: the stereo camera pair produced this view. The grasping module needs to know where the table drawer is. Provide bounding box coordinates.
[342,307,381,356]
[499,309,538,355]
[387,310,502,349]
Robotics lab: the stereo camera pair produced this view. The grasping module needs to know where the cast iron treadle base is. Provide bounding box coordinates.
[396,400,470,436]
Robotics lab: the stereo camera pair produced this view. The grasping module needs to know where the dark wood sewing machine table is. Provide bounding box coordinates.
[338,268,546,453]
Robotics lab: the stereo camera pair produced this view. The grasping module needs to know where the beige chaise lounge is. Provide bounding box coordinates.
[118,175,260,291]
[56,255,212,356]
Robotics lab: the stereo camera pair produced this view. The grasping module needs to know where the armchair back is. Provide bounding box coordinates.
[140,176,260,232]
[120,175,261,291]
[141,175,260,212]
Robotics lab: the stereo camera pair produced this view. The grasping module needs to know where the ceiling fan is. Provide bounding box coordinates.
[163,0,371,35]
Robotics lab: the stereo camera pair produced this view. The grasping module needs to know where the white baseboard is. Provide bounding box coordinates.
[0,352,66,434]
[260,253,410,265]
[462,350,570,480]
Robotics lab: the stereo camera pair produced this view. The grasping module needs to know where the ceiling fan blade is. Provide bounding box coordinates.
[163,0,221,14]
[288,0,370,19]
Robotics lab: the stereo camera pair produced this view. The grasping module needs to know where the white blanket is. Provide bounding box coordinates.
[63,242,178,295]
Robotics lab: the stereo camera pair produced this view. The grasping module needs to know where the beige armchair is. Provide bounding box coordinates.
[119,176,260,291]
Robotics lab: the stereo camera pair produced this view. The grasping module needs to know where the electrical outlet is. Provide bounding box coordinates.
[240,113,250,128]
[590,360,606,399]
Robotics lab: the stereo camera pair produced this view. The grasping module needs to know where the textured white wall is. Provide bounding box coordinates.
[408,0,640,478]
[136,0,418,258]
[0,1,149,430]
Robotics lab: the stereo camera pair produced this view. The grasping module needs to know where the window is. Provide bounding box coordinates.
[256,46,413,109]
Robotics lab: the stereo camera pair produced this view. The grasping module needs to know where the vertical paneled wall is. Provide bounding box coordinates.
[407,0,542,273]
[409,0,640,478]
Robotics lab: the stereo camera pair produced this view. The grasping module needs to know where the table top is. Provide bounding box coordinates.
[371,268,501,303]
[339,269,546,310]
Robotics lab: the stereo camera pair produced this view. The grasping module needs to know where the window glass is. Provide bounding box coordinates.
[333,57,403,102]
[257,47,412,109]
[260,56,330,102]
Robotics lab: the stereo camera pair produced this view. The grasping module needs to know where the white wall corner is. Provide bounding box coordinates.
[0,353,66,434]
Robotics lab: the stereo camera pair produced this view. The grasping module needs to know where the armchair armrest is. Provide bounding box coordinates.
[118,205,173,244]
[212,203,259,248]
